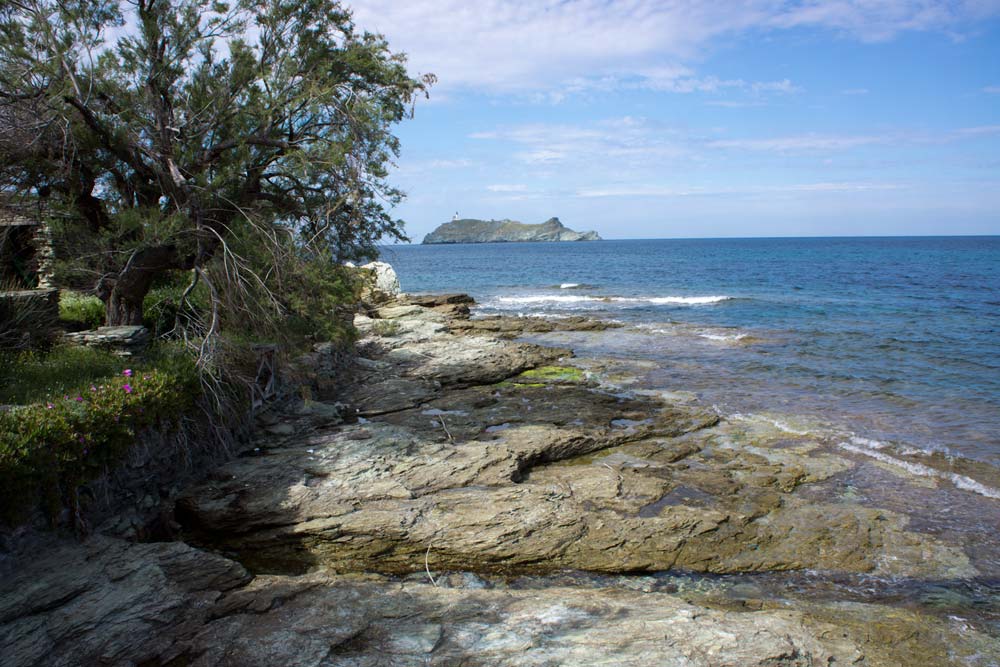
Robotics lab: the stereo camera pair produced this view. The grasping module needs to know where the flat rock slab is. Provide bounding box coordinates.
[2,535,993,667]
[178,348,973,581]
[451,314,624,337]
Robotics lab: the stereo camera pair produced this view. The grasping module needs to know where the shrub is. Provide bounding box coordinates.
[0,346,122,405]
[59,291,105,329]
[371,319,402,337]
[0,351,199,526]
[0,286,59,351]
[143,277,211,338]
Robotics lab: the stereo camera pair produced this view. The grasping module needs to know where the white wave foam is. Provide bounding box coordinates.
[495,294,732,306]
[497,295,602,304]
[698,331,749,342]
[839,440,1000,500]
[729,412,811,436]
[848,435,888,450]
[560,283,580,289]
[647,296,732,305]
[951,475,1000,500]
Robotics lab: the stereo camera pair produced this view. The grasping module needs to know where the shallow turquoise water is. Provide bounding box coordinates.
[382,237,1000,468]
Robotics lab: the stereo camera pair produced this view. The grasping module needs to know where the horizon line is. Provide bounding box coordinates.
[384,232,1000,244]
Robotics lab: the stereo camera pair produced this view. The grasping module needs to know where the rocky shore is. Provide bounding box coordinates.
[2,294,997,666]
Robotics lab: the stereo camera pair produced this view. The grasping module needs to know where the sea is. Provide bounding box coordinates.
[379,236,1000,627]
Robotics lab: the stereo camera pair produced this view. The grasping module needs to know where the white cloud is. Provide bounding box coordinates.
[705,100,766,108]
[708,134,887,152]
[952,125,1000,137]
[983,86,1000,94]
[486,183,528,192]
[576,181,906,198]
[426,158,475,169]
[348,1,1000,94]
[470,118,693,168]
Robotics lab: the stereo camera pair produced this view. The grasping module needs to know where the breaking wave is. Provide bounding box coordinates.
[495,294,733,306]
[839,436,1000,500]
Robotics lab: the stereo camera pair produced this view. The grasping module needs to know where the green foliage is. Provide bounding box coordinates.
[281,262,359,344]
[0,286,60,351]
[59,291,105,329]
[515,366,587,384]
[0,350,199,525]
[371,319,402,337]
[142,275,210,338]
[0,0,430,326]
[0,345,122,405]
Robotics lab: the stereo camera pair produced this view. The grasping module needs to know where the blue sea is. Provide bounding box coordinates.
[382,237,1000,471]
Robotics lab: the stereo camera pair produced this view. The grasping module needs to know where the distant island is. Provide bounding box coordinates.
[422,217,602,244]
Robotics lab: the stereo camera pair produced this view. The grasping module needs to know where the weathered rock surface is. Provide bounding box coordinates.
[354,260,401,304]
[423,217,601,244]
[3,534,994,667]
[177,304,973,581]
[63,324,150,354]
[451,314,624,337]
[344,310,569,414]
[4,294,996,667]
[0,535,249,667]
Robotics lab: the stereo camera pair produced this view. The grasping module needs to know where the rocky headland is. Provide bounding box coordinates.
[2,292,997,666]
[422,217,601,244]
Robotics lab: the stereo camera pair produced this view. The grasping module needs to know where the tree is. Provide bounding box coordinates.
[0,0,430,326]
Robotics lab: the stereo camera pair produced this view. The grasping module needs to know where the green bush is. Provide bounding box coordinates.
[0,287,60,351]
[371,319,402,337]
[143,276,211,338]
[0,350,199,526]
[59,291,105,329]
[281,262,359,346]
[0,346,123,405]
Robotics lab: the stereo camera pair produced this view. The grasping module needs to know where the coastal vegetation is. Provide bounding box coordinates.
[0,346,198,526]
[0,0,427,529]
[0,0,430,331]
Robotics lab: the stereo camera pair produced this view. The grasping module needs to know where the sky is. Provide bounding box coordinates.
[347,0,1000,240]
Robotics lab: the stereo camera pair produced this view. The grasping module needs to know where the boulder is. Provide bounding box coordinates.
[63,325,150,355]
[358,261,400,303]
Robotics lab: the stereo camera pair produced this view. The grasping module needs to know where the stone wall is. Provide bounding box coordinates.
[0,206,54,290]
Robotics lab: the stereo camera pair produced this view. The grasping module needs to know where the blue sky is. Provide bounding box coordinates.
[349,1,1000,240]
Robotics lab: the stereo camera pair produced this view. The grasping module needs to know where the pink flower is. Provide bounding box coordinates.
[123,369,133,377]
[46,403,54,409]
[90,385,97,392]
[123,384,133,394]
[75,396,84,402]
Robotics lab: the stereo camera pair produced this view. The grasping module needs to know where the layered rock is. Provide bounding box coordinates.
[11,534,990,667]
[422,217,601,244]
[3,293,997,667]
[177,303,974,582]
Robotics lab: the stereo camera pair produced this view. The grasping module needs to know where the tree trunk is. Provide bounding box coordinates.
[98,245,183,327]
[105,285,147,326]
